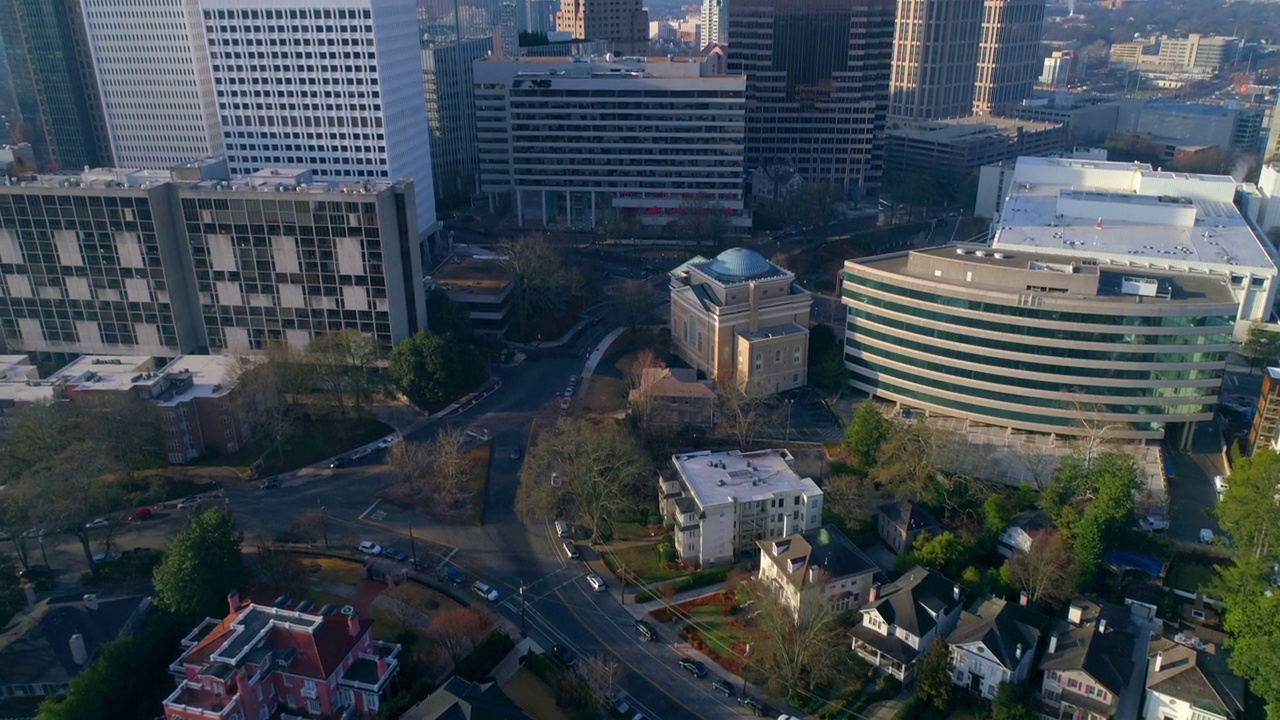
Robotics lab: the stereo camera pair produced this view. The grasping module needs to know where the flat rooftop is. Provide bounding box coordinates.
[673,449,821,508]
[3,167,399,195]
[859,246,1238,305]
[429,253,513,292]
[50,355,155,392]
[993,156,1275,273]
[886,116,1063,143]
[153,355,239,406]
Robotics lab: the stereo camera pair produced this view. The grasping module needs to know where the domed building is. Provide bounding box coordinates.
[668,247,812,394]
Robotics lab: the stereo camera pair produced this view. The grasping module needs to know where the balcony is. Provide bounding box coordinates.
[163,681,241,718]
[300,682,319,699]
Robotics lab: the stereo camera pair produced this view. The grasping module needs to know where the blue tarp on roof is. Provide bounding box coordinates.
[1106,549,1166,578]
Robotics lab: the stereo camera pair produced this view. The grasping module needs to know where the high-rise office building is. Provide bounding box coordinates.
[889,0,984,120]
[423,35,490,203]
[972,0,1046,115]
[727,0,895,197]
[556,0,648,55]
[701,0,726,46]
[79,0,225,169]
[0,161,425,357]
[521,0,557,35]
[0,0,112,171]
[198,0,437,240]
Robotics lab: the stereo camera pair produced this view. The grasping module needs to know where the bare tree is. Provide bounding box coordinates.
[674,193,729,246]
[614,279,657,335]
[624,349,666,433]
[252,545,307,597]
[870,420,944,500]
[1002,530,1073,606]
[716,384,769,448]
[79,393,163,482]
[307,330,380,417]
[824,472,876,527]
[499,233,570,339]
[428,605,494,663]
[580,654,622,708]
[427,428,470,501]
[386,439,433,497]
[23,446,123,573]
[1017,446,1058,490]
[515,418,651,542]
[744,576,844,695]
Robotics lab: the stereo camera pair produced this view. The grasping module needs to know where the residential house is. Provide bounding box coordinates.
[0,592,151,718]
[629,367,717,430]
[659,449,824,567]
[1036,598,1135,720]
[876,501,941,555]
[997,511,1050,558]
[401,676,534,719]
[850,566,965,680]
[162,593,400,720]
[756,524,880,618]
[948,595,1047,700]
[1143,636,1244,720]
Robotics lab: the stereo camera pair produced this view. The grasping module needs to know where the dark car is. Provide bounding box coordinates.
[551,644,577,669]
[18,564,52,579]
[444,566,466,584]
[273,530,309,544]
[711,679,734,697]
[329,456,352,469]
[737,695,766,716]
[383,548,409,563]
[634,620,656,642]
[259,478,281,490]
[677,658,706,678]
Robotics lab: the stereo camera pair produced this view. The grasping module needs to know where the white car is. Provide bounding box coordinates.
[1199,528,1215,544]
[177,497,202,510]
[471,580,499,602]
[586,573,606,592]
[351,447,374,460]
[358,540,382,555]
[1139,516,1170,533]
[376,434,400,450]
[1213,475,1228,501]
[85,518,111,529]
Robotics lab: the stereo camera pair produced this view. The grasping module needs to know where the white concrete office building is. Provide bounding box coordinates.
[990,156,1279,340]
[198,0,438,238]
[473,53,748,231]
[660,449,824,568]
[79,0,225,168]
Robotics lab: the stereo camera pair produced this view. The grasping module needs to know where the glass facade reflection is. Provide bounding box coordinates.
[0,0,111,171]
[726,0,895,197]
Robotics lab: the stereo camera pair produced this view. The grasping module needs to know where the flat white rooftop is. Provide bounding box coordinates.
[673,449,821,508]
[53,355,155,392]
[0,355,36,382]
[153,355,239,406]
[993,156,1277,273]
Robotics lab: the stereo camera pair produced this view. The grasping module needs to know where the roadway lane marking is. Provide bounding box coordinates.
[357,498,381,520]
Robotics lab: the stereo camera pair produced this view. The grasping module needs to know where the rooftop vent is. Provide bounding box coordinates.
[955,248,967,255]
[993,252,1006,259]
[975,250,988,257]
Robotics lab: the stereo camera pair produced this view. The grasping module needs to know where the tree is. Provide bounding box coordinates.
[614,279,657,335]
[674,193,729,245]
[844,402,893,471]
[426,289,473,340]
[992,682,1033,720]
[1243,322,1280,375]
[806,324,847,396]
[0,554,23,627]
[499,233,572,339]
[871,420,944,500]
[1001,530,1073,606]
[515,418,651,542]
[22,447,123,573]
[386,438,433,498]
[79,394,163,480]
[716,383,769,448]
[228,351,296,463]
[425,428,470,501]
[152,507,246,622]
[624,349,666,433]
[745,577,845,695]
[915,640,955,711]
[912,531,969,576]
[1040,450,1139,586]
[1216,449,1280,563]
[428,605,493,663]
[308,329,380,415]
[580,654,622,708]
[387,330,487,408]
[0,401,83,482]
[824,472,875,527]
[251,545,307,597]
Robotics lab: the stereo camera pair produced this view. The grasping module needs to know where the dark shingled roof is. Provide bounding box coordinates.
[758,524,878,589]
[1147,637,1244,719]
[863,566,962,638]
[948,598,1047,671]
[1040,599,1134,700]
[878,501,940,534]
[400,677,534,720]
[0,593,150,689]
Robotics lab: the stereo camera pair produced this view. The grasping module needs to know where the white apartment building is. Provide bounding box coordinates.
[1256,163,1280,235]
[79,0,225,168]
[659,449,823,568]
[473,52,748,231]
[991,156,1280,340]
[700,0,725,45]
[198,0,438,239]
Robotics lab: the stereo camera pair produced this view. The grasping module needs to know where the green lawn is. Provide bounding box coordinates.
[610,520,660,542]
[1169,554,1222,593]
[602,542,683,584]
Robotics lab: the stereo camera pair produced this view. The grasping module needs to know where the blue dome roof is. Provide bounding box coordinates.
[705,247,772,278]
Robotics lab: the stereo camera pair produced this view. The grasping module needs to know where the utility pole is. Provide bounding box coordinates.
[408,520,419,569]
[519,581,527,636]
[318,501,329,549]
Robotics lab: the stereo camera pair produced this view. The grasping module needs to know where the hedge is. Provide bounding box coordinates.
[633,565,733,603]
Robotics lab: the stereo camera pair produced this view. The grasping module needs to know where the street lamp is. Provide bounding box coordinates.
[317,501,329,549]
[785,399,795,442]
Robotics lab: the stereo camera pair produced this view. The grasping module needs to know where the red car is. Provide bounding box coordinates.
[128,507,153,522]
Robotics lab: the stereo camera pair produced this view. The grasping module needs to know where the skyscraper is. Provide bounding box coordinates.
[556,0,648,55]
[79,0,225,168]
[198,0,438,239]
[727,0,896,197]
[423,35,491,203]
[972,0,1046,115]
[701,0,726,46]
[0,0,112,171]
[889,0,984,120]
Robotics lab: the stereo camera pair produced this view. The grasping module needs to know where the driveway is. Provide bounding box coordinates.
[1165,419,1225,543]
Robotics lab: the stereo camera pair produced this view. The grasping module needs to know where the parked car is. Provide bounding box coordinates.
[383,547,409,563]
[551,644,578,668]
[586,573,605,592]
[611,695,630,715]
[678,658,707,678]
[1214,475,1228,501]
[85,518,111,529]
[177,497,202,510]
[18,564,52,579]
[711,678,734,696]
[329,455,352,469]
[563,542,580,560]
[1139,515,1170,533]
[1199,528,1215,544]
[128,507,153,522]
[471,580,499,602]
[259,478,281,490]
[634,620,656,642]
[555,520,572,538]
[274,530,308,544]
[376,434,400,450]
[351,447,374,461]
[737,695,765,716]
[22,528,45,538]
[358,540,383,556]
[511,446,522,460]
[445,567,466,584]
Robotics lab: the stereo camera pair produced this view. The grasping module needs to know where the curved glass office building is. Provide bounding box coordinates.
[841,247,1237,441]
